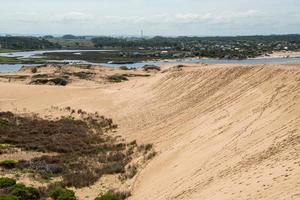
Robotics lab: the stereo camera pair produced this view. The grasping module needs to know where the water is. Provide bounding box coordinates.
[0,64,40,73]
[1,50,300,73]
[1,57,300,73]
[0,64,24,73]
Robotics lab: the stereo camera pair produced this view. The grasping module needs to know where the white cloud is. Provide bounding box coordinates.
[52,12,92,23]
[92,10,263,25]
[9,9,264,26]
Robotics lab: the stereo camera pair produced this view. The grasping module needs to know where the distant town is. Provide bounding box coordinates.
[1,34,300,64]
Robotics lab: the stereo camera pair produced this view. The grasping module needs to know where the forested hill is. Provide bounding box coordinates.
[0,36,61,50]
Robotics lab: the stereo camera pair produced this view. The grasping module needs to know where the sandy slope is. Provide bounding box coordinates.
[0,64,299,200]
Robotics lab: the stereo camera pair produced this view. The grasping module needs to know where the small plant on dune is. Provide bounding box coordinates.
[49,187,76,200]
[0,177,42,200]
[107,74,128,82]
[119,66,129,70]
[0,160,17,169]
[0,177,16,188]
[30,77,68,86]
[95,193,119,200]
[0,195,19,200]
[9,184,40,200]
[96,190,130,200]
[31,67,38,73]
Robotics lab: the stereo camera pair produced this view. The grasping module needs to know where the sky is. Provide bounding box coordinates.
[0,0,300,36]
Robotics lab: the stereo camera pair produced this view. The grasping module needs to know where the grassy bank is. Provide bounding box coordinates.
[44,50,180,63]
[0,56,46,64]
[0,49,18,53]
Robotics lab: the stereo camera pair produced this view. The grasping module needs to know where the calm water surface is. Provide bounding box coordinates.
[1,50,300,73]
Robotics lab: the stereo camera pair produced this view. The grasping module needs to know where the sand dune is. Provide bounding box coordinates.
[0,64,299,199]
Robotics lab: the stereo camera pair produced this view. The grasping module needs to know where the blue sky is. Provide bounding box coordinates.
[0,0,299,36]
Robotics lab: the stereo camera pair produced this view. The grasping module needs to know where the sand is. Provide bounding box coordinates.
[0,63,299,200]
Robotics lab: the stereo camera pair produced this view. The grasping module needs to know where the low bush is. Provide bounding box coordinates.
[9,183,40,200]
[107,74,128,82]
[0,178,16,188]
[119,66,129,70]
[64,71,95,80]
[31,67,38,73]
[0,111,155,189]
[49,187,76,200]
[0,160,17,169]
[142,65,160,71]
[30,77,68,86]
[32,74,49,79]
[0,195,18,200]
[95,193,119,200]
[101,190,131,200]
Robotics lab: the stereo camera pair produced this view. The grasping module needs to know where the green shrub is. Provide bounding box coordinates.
[31,67,38,73]
[0,195,19,200]
[30,77,68,86]
[49,187,76,200]
[9,184,40,200]
[0,177,16,188]
[0,160,17,169]
[95,193,119,200]
[50,78,68,86]
[107,74,128,82]
[119,66,129,70]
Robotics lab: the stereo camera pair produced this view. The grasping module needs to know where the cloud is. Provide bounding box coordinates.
[11,9,263,26]
[52,12,92,23]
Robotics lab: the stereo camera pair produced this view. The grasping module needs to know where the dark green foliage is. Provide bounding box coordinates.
[0,178,41,200]
[107,74,128,82]
[30,77,68,86]
[0,111,137,188]
[95,190,131,200]
[95,193,119,200]
[142,65,160,71]
[0,37,61,50]
[0,195,19,200]
[64,71,95,80]
[0,160,17,169]
[91,34,300,59]
[0,178,16,188]
[9,184,40,200]
[119,66,129,70]
[49,187,76,200]
[92,34,300,48]
[31,67,38,73]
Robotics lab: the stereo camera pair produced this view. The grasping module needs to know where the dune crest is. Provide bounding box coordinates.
[120,64,299,200]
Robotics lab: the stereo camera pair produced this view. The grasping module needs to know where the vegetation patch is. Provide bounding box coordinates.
[64,71,95,80]
[119,66,129,70]
[0,178,40,200]
[107,74,128,83]
[49,187,76,200]
[123,74,150,78]
[142,65,161,72]
[0,160,17,169]
[0,178,16,188]
[31,67,38,73]
[0,111,155,189]
[95,193,119,200]
[30,77,68,86]
[96,190,131,200]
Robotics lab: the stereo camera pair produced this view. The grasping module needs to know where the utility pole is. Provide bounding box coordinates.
[141,30,144,39]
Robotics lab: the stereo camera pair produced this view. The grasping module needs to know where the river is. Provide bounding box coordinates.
[1,50,300,73]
